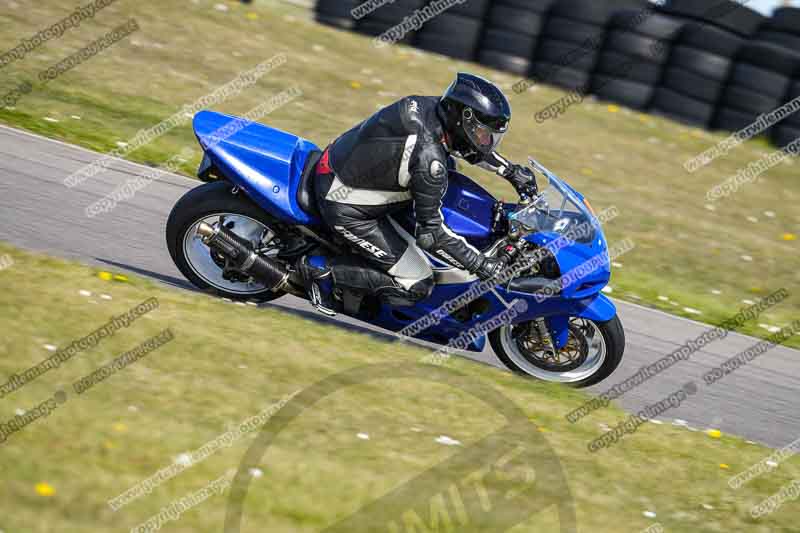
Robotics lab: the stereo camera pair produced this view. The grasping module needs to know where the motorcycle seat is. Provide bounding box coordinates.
[297,150,322,219]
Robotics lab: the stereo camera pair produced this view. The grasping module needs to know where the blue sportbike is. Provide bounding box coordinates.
[166,111,625,387]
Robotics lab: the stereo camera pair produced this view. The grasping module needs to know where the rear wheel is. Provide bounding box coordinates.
[489,315,625,387]
[166,181,289,302]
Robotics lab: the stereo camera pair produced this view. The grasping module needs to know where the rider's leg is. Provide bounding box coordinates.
[325,215,434,305]
[309,173,434,307]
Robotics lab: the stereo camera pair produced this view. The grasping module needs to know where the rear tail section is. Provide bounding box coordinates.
[192,110,321,225]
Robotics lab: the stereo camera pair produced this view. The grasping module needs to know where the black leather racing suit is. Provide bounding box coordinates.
[314,95,517,304]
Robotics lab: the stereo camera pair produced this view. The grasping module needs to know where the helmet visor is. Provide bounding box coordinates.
[463,108,507,153]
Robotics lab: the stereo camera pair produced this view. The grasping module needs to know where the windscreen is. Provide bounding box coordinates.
[509,168,599,244]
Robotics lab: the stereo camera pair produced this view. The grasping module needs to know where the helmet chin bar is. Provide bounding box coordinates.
[462,107,505,154]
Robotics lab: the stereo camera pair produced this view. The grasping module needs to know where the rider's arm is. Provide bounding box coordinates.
[473,150,513,176]
[409,143,484,273]
[465,150,538,197]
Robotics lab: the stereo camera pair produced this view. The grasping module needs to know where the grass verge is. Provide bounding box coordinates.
[0,242,799,532]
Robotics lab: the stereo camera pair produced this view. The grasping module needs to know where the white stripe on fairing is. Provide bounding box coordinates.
[387,216,432,289]
[492,288,514,309]
[398,134,417,187]
[325,176,412,205]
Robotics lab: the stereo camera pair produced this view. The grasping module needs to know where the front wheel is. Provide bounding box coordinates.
[489,315,625,387]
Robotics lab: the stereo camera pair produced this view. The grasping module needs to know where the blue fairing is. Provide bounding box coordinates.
[525,231,611,299]
[392,171,496,251]
[441,171,496,250]
[573,293,617,322]
[193,110,321,225]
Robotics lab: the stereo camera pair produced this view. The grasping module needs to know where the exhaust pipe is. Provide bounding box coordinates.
[196,222,290,292]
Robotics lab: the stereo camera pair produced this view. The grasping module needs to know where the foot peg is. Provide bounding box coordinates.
[297,255,337,316]
[309,281,337,317]
[196,222,289,292]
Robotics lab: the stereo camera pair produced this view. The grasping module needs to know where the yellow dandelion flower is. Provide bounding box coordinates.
[719,463,730,469]
[113,422,128,433]
[113,274,129,282]
[246,12,258,20]
[707,429,722,438]
[782,233,796,241]
[98,271,113,281]
[35,482,55,496]
[607,105,619,113]
[350,81,362,89]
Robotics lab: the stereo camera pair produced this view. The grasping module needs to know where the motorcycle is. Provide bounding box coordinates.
[166,110,625,387]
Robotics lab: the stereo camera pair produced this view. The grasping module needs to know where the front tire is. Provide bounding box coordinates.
[489,315,625,387]
[166,181,287,302]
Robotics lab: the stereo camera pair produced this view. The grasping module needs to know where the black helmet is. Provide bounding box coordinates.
[438,72,511,156]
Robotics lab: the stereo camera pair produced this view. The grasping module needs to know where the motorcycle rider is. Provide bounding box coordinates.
[297,72,538,316]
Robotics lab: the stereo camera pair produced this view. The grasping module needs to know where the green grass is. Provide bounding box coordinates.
[1,244,800,532]
[0,0,798,349]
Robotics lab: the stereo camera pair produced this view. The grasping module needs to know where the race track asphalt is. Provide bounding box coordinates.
[1,124,797,448]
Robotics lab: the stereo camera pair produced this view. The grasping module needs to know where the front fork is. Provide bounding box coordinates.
[545,315,570,350]
[495,287,613,353]
[504,293,616,351]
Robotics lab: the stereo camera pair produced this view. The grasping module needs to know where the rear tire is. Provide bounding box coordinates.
[166,181,288,302]
[490,315,625,387]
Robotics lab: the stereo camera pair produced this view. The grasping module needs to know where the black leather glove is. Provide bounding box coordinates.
[503,164,538,199]
[475,256,504,281]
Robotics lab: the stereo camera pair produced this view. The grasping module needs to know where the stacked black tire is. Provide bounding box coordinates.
[591,8,685,110]
[656,0,765,38]
[772,79,800,148]
[355,0,426,46]
[755,7,800,52]
[530,0,645,90]
[754,7,800,147]
[713,41,800,138]
[315,0,359,30]
[415,0,492,61]
[477,0,554,75]
[644,0,761,127]
[650,23,744,127]
[530,0,618,91]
